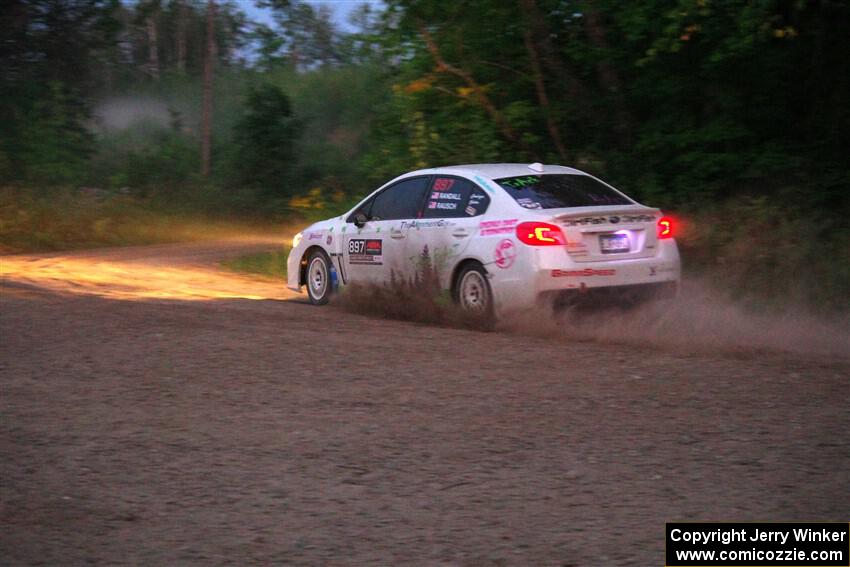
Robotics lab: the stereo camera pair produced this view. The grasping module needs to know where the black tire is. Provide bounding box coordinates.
[305,249,333,305]
[453,262,495,325]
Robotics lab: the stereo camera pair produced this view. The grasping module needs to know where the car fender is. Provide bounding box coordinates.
[290,218,345,289]
[445,252,490,290]
[297,243,346,292]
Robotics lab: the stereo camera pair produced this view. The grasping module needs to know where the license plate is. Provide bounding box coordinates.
[599,233,629,254]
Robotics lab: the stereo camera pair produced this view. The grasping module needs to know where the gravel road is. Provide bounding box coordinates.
[2,240,848,566]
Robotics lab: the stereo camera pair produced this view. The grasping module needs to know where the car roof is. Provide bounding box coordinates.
[404,163,586,180]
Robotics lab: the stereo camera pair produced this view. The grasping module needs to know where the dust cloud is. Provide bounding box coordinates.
[93,97,174,131]
[501,280,850,359]
[337,278,849,359]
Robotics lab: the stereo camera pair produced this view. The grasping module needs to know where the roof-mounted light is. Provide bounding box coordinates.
[528,162,544,173]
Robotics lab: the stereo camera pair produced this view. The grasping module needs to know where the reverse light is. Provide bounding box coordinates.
[516,221,566,246]
[657,217,674,239]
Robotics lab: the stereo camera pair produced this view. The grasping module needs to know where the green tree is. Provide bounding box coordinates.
[256,0,341,69]
[230,83,299,197]
[0,0,119,183]
[17,83,96,185]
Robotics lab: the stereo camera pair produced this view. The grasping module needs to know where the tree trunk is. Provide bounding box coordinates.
[522,25,568,162]
[176,0,187,74]
[418,23,529,154]
[519,0,587,102]
[146,14,159,80]
[584,4,632,146]
[200,0,216,177]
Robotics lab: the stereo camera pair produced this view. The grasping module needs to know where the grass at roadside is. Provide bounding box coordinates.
[0,186,290,254]
[221,247,290,278]
[3,186,847,315]
[674,196,850,314]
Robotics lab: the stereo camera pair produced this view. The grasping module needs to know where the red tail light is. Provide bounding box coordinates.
[516,221,566,246]
[657,216,674,239]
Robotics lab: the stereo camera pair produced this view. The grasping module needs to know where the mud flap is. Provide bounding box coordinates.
[329,253,346,287]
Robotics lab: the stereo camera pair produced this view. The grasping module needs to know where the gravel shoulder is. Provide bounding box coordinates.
[2,241,848,566]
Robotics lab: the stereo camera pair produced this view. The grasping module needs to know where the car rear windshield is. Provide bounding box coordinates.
[495,174,632,209]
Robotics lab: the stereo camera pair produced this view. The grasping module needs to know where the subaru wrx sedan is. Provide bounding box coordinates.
[287,163,680,316]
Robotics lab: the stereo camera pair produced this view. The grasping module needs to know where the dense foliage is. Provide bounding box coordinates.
[367,0,849,208]
[1,0,848,308]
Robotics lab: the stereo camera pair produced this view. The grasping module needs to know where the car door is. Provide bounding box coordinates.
[402,175,491,285]
[343,176,431,284]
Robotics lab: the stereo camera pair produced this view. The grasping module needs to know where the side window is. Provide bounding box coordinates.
[349,197,374,221]
[466,187,490,217]
[369,177,430,221]
[422,177,490,219]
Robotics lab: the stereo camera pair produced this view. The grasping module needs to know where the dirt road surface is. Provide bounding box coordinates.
[2,240,849,566]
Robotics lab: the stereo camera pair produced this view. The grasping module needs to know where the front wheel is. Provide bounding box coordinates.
[454,263,495,325]
[306,250,333,305]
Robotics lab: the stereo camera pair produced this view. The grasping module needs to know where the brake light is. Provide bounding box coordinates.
[516,221,566,246]
[657,216,674,239]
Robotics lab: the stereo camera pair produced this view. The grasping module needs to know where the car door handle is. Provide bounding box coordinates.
[390,229,405,239]
[451,228,470,238]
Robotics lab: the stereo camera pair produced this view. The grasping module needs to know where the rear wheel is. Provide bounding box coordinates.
[306,250,333,305]
[454,263,494,324]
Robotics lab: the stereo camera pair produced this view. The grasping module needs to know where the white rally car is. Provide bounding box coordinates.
[287,163,680,316]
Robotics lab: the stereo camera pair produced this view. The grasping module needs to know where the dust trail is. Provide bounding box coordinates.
[502,280,850,358]
[94,97,173,130]
[334,280,491,330]
[336,276,848,358]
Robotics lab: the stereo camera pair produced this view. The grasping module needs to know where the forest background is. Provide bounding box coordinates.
[1,0,847,311]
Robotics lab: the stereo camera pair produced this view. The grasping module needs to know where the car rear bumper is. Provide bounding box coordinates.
[533,255,680,293]
[489,240,681,314]
[539,280,679,309]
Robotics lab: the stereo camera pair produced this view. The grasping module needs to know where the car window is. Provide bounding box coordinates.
[367,176,431,221]
[495,174,632,209]
[421,177,490,219]
[349,198,372,221]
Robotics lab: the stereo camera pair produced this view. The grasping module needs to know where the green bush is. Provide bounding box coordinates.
[221,248,291,278]
[0,186,279,253]
[678,196,850,313]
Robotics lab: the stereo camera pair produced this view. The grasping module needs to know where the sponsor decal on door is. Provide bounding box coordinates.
[348,239,383,265]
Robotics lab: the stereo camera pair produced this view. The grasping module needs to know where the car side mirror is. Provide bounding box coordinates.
[353,212,368,228]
